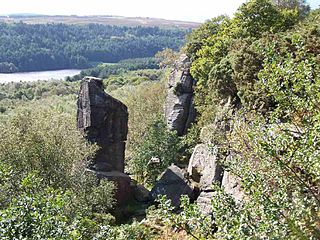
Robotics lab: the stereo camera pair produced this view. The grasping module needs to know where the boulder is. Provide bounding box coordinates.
[165,54,196,136]
[196,191,215,215]
[77,76,128,172]
[150,165,194,208]
[133,184,151,203]
[94,170,133,205]
[187,144,223,190]
[221,171,244,203]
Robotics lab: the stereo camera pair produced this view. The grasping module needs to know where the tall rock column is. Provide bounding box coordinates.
[165,54,196,136]
[77,77,133,205]
[77,77,128,172]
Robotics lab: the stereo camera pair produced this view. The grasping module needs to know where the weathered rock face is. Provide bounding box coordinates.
[196,191,215,215]
[132,184,150,203]
[150,164,194,208]
[221,171,244,203]
[187,125,245,213]
[165,54,196,136]
[77,76,128,172]
[188,144,224,190]
[187,142,224,214]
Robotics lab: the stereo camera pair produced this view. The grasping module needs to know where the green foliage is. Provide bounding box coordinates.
[147,195,213,239]
[104,69,163,91]
[229,39,268,110]
[0,173,116,239]
[214,110,320,239]
[185,15,228,60]
[183,2,319,239]
[0,22,187,72]
[234,0,299,38]
[1,2,318,237]
[70,174,116,216]
[155,48,179,69]
[129,117,182,185]
[0,183,75,240]
[257,26,320,120]
[0,107,95,190]
[0,99,116,239]
[187,0,304,125]
[0,80,79,101]
[95,221,154,240]
[71,57,160,81]
[111,79,167,163]
[272,0,310,17]
[181,123,201,157]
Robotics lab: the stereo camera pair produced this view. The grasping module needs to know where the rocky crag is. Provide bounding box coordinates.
[76,60,244,213]
[77,76,131,204]
[165,54,196,136]
[159,55,244,213]
[77,76,128,172]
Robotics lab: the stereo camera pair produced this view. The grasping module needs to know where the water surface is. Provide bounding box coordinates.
[0,69,82,83]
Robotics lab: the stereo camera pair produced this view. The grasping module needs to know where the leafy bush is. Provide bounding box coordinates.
[145,195,213,239]
[129,117,182,185]
[187,0,305,125]
[0,183,75,240]
[0,97,119,238]
[104,69,163,91]
[0,107,96,190]
[95,221,154,240]
[111,80,167,163]
[0,80,79,101]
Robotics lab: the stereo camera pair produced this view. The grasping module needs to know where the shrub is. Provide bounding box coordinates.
[111,80,167,163]
[0,107,96,191]
[128,117,182,185]
[0,178,75,239]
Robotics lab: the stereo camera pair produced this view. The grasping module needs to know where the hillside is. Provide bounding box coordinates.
[0,1,319,240]
[0,14,200,29]
[0,22,188,72]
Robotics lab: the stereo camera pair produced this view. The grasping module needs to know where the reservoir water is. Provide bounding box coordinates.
[0,69,82,83]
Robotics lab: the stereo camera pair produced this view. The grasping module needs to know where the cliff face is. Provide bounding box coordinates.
[165,54,196,136]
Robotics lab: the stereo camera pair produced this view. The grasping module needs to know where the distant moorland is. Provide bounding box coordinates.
[0,14,200,29]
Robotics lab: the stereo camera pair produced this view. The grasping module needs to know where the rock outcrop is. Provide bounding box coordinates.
[187,121,245,214]
[77,77,132,205]
[221,171,244,203]
[187,142,224,214]
[150,164,194,208]
[165,54,196,136]
[188,144,224,190]
[77,76,128,172]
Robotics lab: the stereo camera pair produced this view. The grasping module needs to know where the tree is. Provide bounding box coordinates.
[129,117,182,185]
[155,48,178,69]
[272,0,310,17]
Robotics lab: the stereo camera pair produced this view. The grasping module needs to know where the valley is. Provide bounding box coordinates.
[0,1,319,239]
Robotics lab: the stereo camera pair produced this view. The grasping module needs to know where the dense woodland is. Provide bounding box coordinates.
[0,0,319,239]
[0,22,187,72]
